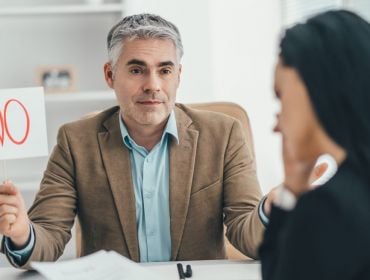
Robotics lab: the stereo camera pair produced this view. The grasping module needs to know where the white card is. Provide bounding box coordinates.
[0,87,48,160]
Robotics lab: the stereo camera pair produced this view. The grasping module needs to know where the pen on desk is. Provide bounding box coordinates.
[177,263,193,279]
[177,263,186,280]
[185,264,192,277]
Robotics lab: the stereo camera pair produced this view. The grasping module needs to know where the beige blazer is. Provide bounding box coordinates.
[3,104,264,268]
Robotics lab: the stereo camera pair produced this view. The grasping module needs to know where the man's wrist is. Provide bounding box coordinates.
[8,223,31,250]
[258,196,269,226]
[5,223,35,266]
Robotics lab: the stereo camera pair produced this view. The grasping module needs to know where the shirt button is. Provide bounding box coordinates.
[148,230,155,236]
[146,157,152,162]
[145,192,153,199]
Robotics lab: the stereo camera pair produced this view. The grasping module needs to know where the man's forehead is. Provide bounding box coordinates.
[122,38,176,54]
[118,38,179,66]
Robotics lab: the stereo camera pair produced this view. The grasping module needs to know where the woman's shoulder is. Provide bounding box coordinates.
[294,172,370,248]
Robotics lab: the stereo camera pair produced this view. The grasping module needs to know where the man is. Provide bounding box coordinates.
[0,13,272,268]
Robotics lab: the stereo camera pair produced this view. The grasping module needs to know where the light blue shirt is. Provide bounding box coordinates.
[119,111,178,262]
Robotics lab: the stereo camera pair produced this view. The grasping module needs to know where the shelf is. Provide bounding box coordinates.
[0,4,124,16]
[44,90,116,102]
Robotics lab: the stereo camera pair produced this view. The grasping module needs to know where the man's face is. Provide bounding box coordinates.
[104,38,182,129]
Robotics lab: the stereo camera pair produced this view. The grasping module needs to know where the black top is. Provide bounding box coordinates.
[259,159,370,280]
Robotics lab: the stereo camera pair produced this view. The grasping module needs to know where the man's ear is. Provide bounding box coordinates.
[104,63,114,89]
[177,64,182,84]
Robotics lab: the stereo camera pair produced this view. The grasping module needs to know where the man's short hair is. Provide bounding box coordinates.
[107,13,184,69]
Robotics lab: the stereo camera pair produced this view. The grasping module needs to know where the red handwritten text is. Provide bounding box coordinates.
[0,99,30,147]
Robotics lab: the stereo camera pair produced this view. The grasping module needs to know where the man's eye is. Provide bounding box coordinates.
[130,68,143,74]
[161,68,172,75]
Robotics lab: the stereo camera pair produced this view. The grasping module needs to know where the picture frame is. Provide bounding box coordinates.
[37,66,76,93]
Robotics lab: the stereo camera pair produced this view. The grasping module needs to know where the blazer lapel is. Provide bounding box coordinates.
[98,110,139,261]
[170,106,199,260]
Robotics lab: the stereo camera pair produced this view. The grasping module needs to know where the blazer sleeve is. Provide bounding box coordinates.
[223,119,265,259]
[8,125,78,269]
[259,192,357,280]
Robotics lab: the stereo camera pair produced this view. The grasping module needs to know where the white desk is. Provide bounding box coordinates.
[0,259,261,280]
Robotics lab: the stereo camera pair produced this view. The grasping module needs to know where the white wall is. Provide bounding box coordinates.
[209,1,283,192]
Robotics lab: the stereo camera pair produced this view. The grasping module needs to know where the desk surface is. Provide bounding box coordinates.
[0,259,261,280]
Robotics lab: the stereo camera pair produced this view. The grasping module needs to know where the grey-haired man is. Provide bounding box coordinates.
[0,13,272,268]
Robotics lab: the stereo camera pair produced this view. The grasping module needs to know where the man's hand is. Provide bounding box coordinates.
[0,181,30,249]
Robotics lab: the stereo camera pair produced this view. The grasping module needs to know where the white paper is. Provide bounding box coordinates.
[0,87,48,160]
[31,250,164,280]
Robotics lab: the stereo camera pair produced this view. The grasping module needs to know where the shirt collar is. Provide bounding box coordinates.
[119,110,179,150]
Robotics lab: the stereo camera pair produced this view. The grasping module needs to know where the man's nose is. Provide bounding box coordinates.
[143,72,160,93]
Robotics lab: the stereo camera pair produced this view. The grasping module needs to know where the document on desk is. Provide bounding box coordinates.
[31,250,163,280]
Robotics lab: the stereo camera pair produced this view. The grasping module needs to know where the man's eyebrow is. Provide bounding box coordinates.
[126,59,147,66]
[126,60,175,67]
[158,61,175,67]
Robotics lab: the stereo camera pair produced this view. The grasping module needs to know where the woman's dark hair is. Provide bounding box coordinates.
[280,10,370,177]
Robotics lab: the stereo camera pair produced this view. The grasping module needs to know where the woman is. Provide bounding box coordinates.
[260,10,370,279]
